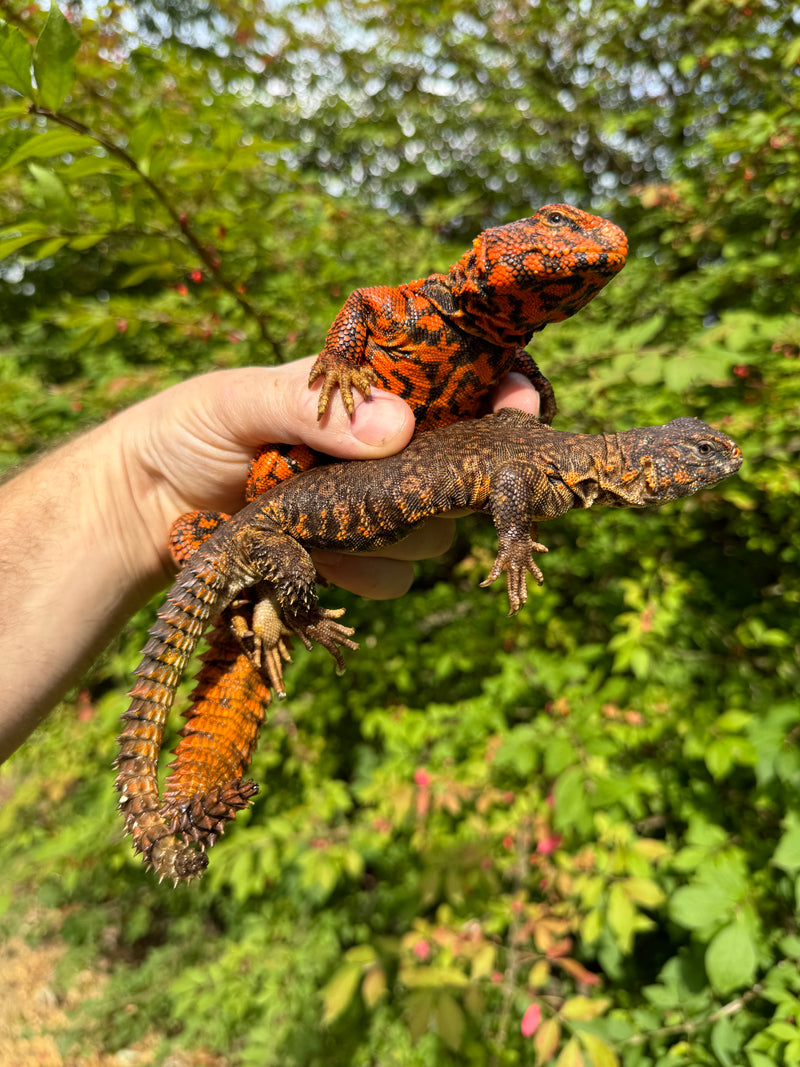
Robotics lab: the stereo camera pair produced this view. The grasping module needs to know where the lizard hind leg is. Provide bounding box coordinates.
[228,585,294,698]
[232,522,360,673]
[480,528,549,616]
[482,458,562,614]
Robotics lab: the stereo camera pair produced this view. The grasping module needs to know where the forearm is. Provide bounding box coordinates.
[0,416,164,760]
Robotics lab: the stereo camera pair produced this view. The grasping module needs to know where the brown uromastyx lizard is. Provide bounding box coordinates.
[115,410,742,882]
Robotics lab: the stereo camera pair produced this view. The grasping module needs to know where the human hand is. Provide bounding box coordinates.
[0,358,539,755]
[120,357,540,598]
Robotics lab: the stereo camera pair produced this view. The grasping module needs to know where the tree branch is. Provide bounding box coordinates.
[28,103,285,361]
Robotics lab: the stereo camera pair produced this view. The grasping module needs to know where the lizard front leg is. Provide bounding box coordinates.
[510,348,557,425]
[307,288,386,418]
[481,461,571,614]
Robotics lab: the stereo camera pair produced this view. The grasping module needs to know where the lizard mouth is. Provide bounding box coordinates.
[541,248,627,275]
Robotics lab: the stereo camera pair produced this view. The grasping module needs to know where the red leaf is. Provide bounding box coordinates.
[521,1002,542,1038]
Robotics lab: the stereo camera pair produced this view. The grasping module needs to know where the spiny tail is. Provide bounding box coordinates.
[159,622,270,847]
[114,557,227,882]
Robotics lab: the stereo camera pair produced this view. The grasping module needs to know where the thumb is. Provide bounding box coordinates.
[200,357,416,460]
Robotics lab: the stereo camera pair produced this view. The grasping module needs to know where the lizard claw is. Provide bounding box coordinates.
[286,605,359,672]
[308,357,379,420]
[480,539,548,615]
[229,589,293,697]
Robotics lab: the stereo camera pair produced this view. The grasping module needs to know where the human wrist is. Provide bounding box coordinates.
[99,403,188,593]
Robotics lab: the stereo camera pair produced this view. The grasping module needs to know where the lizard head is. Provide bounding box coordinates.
[609,417,743,507]
[450,204,629,345]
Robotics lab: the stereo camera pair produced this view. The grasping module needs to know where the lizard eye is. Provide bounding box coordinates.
[545,211,566,226]
[696,441,714,455]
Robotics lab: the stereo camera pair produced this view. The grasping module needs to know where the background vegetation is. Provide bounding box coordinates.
[0,1,798,1063]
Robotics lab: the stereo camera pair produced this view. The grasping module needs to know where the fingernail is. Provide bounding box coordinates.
[350,395,410,446]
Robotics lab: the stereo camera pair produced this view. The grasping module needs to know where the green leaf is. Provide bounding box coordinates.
[118,263,172,287]
[580,1031,620,1067]
[26,235,69,260]
[535,1018,561,1062]
[33,5,79,111]
[0,20,33,97]
[705,735,758,781]
[607,881,637,953]
[406,991,433,1042]
[746,1052,778,1067]
[561,995,611,1021]
[344,943,376,965]
[0,129,90,172]
[715,710,752,732]
[710,1015,740,1067]
[0,221,50,259]
[321,962,361,1024]
[555,1037,584,1067]
[399,965,469,988]
[773,815,800,874]
[470,942,495,979]
[435,993,465,1051]
[69,233,106,251]
[361,964,387,1008]
[552,765,592,834]
[28,161,76,226]
[669,881,737,930]
[620,877,665,909]
[705,921,758,995]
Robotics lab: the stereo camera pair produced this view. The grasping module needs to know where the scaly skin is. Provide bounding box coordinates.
[115,410,743,881]
[159,205,628,837]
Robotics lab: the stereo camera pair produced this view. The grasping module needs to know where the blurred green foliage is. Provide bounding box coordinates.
[1,1,799,1064]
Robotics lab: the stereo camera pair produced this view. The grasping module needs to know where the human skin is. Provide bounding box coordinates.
[0,356,538,761]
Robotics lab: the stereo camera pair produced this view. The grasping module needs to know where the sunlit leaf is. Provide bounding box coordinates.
[705,922,758,995]
[321,962,361,1024]
[580,1031,620,1067]
[555,1037,584,1067]
[0,129,91,172]
[561,995,611,1022]
[535,1017,562,1063]
[33,6,79,111]
[0,221,50,259]
[0,20,33,97]
[399,965,469,988]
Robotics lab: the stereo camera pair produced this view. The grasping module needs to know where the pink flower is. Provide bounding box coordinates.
[521,1002,542,1038]
[536,834,563,855]
[413,939,430,961]
[414,768,431,788]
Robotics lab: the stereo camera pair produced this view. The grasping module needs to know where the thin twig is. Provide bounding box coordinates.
[625,985,764,1046]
